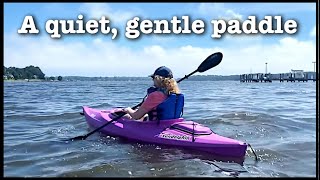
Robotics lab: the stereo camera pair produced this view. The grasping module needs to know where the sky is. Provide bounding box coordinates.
[4,3,317,77]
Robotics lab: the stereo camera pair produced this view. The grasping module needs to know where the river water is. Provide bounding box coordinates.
[3,80,317,177]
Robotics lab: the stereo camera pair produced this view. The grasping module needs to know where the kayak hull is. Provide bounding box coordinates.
[82,106,248,158]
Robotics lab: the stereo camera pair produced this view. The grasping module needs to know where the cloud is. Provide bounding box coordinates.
[198,3,243,20]
[233,37,316,74]
[4,33,316,77]
[225,9,242,20]
[150,34,176,44]
[310,25,316,36]
[240,3,316,13]
[79,3,141,26]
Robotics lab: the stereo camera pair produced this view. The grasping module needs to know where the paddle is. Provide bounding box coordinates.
[69,52,223,141]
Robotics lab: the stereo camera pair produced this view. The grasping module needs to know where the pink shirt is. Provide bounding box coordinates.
[140,91,167,112]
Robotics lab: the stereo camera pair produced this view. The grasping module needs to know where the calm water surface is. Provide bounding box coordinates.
[3,80,317,177]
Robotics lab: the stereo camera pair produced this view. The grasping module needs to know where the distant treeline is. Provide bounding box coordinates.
[62,72,316,82]
[62,75,241,81]
[187,75,240,81]
[62,76,150,81]
[5,66,315,82]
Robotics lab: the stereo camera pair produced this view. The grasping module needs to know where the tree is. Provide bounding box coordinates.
[57,76,63,81]
[4,66,45,80]
[24,66,45,79]
[49,76,55,81]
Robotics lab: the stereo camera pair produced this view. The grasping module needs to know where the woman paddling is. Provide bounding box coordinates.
[116,66,184,121]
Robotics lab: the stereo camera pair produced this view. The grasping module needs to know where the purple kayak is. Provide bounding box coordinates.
[82,106,248,158]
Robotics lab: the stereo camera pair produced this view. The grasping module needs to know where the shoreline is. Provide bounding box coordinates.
[3,79,58,82]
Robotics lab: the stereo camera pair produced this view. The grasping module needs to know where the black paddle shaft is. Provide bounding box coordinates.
[177,52,222,82]
[69,52,223,141]
[71,102,143,141]
[177,70,198,83]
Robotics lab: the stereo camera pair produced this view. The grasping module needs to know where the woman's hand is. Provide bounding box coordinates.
[122,107,130,114]
[114,107,147,120]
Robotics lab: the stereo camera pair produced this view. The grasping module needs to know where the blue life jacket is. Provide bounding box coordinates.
[146,87,184,121]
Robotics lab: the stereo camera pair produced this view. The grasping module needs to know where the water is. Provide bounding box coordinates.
[3,80,317,177]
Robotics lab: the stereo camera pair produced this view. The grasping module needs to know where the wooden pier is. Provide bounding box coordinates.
[240,73,272,82]
[240,71,317,83]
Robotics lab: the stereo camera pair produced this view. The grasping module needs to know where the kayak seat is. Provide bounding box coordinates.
[156,93,184,120]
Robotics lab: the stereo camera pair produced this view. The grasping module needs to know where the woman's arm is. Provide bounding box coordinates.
[123,91,167,120]
[123,107,148,120]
